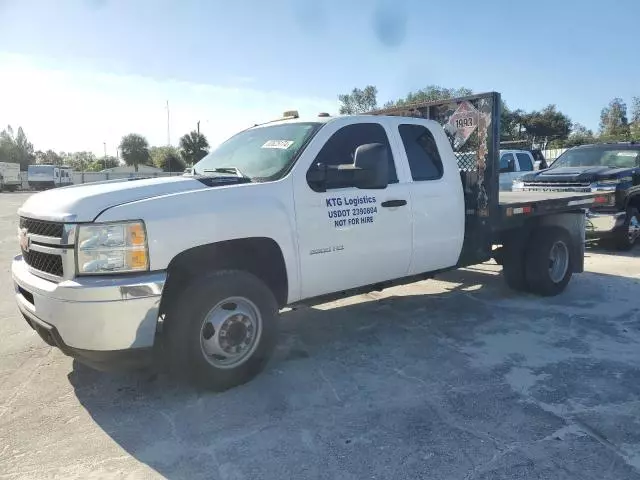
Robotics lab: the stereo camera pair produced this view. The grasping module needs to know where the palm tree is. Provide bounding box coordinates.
[119,133,150,172]
[179,131,209,165]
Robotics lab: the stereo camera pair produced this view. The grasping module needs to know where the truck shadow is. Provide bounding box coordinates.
[67,266,640,480]
[586,242,640,258]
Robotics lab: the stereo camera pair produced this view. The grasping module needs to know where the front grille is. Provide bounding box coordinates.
[22,249,63,277]
[521,182,591,192]
[19,217,64,238]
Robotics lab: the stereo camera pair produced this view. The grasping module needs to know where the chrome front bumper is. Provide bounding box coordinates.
[585,210,626,234]
[12,255,166,352]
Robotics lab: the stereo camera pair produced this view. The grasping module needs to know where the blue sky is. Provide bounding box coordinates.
[1,0,639,155]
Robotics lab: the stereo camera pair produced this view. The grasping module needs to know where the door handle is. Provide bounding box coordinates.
[381,199,407,208]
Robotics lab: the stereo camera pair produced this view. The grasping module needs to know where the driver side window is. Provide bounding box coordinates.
[500,153,516,172]
[309,123,398,191]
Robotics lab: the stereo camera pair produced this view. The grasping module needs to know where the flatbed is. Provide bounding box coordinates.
[498,190,608,218]
[494,190,612,239]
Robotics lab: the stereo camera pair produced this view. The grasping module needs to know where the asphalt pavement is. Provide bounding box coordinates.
[1,192,640,479]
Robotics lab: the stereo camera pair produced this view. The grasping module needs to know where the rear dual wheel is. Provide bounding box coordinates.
[502,227,573,297]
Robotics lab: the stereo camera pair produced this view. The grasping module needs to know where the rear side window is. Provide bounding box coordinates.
[398,124,443,181]
[516,153,533,171]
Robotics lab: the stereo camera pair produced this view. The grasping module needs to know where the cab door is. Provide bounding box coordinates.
[390,120,465,275]
[499,152,519,191]
[292,119,412,299]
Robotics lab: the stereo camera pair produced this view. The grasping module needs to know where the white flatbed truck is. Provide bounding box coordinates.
[12,92,612,389]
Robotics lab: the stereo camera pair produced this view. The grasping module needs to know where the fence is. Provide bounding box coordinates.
[17,171,184,190]
[542,148,568,162]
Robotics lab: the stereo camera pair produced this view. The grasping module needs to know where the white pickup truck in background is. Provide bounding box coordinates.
[499,149,536,191]
[12,93,613,390]
[0,162,22,192]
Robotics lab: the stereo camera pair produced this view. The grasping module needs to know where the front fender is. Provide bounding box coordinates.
[95,179,301,302]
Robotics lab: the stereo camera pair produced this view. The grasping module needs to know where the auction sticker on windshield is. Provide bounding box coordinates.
[261,140,295,149]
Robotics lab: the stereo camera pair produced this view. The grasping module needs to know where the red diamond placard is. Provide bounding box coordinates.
[447,101,479,146]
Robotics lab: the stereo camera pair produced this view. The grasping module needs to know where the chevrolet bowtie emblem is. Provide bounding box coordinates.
[19,227,30,253]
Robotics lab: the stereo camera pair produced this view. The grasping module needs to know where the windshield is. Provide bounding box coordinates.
[193,122,322,180]
[552,147,640,169]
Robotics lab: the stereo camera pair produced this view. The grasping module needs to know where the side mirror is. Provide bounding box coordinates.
[351,143,389,190]
[306,162,327,192]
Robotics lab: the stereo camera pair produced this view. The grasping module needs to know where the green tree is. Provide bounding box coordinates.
[520,105,572,149]
[0,125,35,171]
[35,149,63,165]
[179,131,209,165]
[338,85,378,114]
[630,96,640,140]
[565,123,596,147]
[384,85,473,108]
[501,103,526,141]
[64,151,97,171]
[150,146,185,172]
[86,155,119,171]
[119,133,150,172]
[599,98,630,139]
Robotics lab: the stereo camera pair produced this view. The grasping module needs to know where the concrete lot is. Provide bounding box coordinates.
[1,192,640,479]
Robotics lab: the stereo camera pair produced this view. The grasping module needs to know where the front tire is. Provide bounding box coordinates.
[613,207,640,251]
[525,227,573,296]
[164,270,279,391]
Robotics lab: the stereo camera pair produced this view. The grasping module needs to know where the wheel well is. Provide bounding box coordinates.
[628,194,640,210]
[160,237,288,313]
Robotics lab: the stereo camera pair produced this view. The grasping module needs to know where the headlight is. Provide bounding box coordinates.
[512,180,525,191]
[590,180,618,192]
[76,221,149,274]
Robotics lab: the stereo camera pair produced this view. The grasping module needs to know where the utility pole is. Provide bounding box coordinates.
[197,120,200,135]
[103,142,107,170]
[166,100,171,146]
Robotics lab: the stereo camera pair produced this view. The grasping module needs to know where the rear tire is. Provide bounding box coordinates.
[613,207,640,251]
[525,227,573,296]
[164,270,279,391]
[502,242,529,292]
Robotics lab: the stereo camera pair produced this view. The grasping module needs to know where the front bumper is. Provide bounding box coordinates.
[12,255,166,366]
[585,210,626,237]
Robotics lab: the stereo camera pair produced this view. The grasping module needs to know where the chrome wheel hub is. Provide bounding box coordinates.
[199,296,262,369]
[628,215,640,244]
[548,240,569,284]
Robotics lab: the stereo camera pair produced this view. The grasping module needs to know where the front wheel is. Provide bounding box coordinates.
[613,207,640,251]
[164,270,279,390]
[525,227,573,297]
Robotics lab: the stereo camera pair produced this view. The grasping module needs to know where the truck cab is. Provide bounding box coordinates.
[27,165,73,190]
[498,149,535,191]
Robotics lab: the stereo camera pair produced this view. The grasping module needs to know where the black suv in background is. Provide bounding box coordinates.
[514,143,640,250]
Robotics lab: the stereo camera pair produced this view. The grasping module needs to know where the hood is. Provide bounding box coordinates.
[18,176,209,222]
[521,166,632,183]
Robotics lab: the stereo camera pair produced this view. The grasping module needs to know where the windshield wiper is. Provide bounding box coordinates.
[202,167,251,180]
